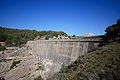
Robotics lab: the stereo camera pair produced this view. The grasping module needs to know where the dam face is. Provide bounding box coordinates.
[26,39,101,78]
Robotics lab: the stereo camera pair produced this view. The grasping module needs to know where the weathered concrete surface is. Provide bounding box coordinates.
[26,40,100,78]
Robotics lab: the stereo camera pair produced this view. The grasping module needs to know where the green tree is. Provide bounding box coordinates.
[104,19,120,43]
[117,19,120,24]
[72,35,76,37]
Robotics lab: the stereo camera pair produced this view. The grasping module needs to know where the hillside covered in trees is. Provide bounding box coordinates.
[0,27,67,48]
[48,19,120,80]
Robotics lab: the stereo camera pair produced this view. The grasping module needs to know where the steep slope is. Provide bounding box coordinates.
[48,42,120,80]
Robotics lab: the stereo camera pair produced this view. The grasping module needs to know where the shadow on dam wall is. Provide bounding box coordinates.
[26,39,101,78]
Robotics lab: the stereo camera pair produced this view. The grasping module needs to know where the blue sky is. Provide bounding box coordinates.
[0,0,120,36]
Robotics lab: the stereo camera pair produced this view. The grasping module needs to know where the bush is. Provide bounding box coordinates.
[34,76,43,80]
[0,44,6,51]
[10,61,21,69]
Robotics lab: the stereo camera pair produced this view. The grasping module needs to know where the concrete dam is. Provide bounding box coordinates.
[26,39,101,78]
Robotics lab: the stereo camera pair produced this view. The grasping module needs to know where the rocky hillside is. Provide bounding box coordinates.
[0,45,45,80]
[48,42,120,80]
[0,27,67,47]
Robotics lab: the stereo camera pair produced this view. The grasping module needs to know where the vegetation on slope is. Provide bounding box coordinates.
[0,27,67,47]
[49,42,120,80]
[34,76,44,80]
[0,44,6,51]
[10,60,21,69]
[48,19,120,80]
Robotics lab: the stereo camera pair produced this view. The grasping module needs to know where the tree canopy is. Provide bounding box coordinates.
[104,19,120,43]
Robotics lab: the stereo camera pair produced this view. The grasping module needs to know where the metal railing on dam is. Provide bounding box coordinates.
[26,38,102,78]
[39,38,102,42]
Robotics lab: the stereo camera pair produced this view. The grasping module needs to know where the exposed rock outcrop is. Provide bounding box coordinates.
[0,46,45,80]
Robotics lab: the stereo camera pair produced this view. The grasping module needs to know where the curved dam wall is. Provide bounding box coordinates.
[26,39,101,78]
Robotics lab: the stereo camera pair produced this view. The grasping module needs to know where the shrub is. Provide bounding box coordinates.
[0,44,6,51]
[10,61,20,69]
